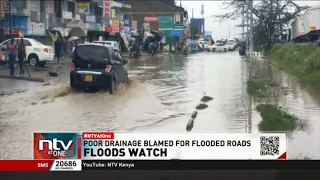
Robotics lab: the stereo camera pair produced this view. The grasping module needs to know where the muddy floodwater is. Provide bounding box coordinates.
[0,52,320,159]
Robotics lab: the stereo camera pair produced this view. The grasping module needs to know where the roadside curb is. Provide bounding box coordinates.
[0,74,44,82]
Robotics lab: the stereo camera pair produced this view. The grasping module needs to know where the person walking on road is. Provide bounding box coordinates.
[55,37,62,63]
[7,37,18,76]
[17,37,26,76]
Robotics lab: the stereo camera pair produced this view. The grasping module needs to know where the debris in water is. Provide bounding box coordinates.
[42,82,50,86]
[200,95,213,103]
[186,119,194,132]
[16,89,28,93]
[30,102,37,105]
[48,71,58,77]
[191,111,198,119]
[196,103,208,110]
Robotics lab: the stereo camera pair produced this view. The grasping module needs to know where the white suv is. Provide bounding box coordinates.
[93,41,121,52]
[0,38,54,67]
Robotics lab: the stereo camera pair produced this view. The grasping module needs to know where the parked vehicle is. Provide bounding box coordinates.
[0,38,54,67]
[190,43,198,52]
[93,41,121,51]
[226,42,237,51]
[70,43,128,94]
[208,43,228,52]
[198,40,208,50]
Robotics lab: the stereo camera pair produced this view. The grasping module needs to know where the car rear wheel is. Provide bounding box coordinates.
[224,48,227,52]
[28,54,39,67]
[212,48,216,52]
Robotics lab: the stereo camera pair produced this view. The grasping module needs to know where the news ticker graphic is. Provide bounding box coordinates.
[1,160,320,171]
[34,132,287,160]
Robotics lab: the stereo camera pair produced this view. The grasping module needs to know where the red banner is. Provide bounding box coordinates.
[0,160,54,171]
[103,0,111,18]
[144,17,158,22]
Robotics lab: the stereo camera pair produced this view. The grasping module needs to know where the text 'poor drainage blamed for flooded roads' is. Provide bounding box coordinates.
[1,51,320,159]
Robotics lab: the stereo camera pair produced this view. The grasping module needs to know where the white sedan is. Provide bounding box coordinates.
[226,42,237,51]
[0,38,54,67]
[208,43,228,52]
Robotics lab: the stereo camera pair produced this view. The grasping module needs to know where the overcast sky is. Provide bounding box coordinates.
[178,0,320,40]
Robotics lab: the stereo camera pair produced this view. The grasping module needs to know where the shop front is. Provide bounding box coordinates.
[84,15,104,41]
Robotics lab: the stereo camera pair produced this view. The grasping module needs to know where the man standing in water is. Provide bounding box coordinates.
[55,37,62,63]
[17,37,26,76]
[7,37,17,76]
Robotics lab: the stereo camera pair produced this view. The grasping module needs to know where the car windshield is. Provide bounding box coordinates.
[217,44,224,46]
[227,43,234,45]
[75,45,110,62]
[31,39,45,46]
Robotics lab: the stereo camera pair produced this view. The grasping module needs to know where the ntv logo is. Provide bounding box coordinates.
[39,138,74,157]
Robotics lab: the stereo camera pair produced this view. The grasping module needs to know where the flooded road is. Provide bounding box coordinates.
[0,52,320,159]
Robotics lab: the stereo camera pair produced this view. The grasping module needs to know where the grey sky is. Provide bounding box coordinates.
[178,0,320,40]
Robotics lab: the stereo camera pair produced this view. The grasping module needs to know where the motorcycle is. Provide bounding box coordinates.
[149,44,156,56]
[239,47,246,56]
[150,49,155,56]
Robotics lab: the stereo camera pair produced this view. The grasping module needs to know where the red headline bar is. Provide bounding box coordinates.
[82,132,114,140]
[0,160,53,171]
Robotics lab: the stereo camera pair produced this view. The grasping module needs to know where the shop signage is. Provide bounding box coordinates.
[77,2,90,14]
[103,0,111,18]
[66,22,78,28]
[111,1,122,8]
[111,19,119,32]
[173,24,184,30]
[28,22,46,36]
[131,21,137,33]
[86,15,96,23]
[144,17,158,22]
[122,4,131,8]
[62,11,73,19]
[103,18,110,26]
[158,16,173,30]
[3,0,10,12]
[169,30,184,37]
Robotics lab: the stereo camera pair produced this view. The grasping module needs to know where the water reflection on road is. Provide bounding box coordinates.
[0,52,320,159]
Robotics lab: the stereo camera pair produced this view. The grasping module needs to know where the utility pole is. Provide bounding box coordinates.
[241,2,245,42]
[246,2,249,54]
[192,8,193,18]
[247,0,254,133]
[249,0,253,58]
[201,5,204,18]
[9,0,12,35]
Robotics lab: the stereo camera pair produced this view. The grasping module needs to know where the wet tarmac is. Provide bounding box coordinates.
[0,51,320,159]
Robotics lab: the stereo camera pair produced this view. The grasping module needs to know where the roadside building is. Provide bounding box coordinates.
[291,5,320,42]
